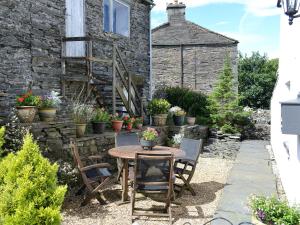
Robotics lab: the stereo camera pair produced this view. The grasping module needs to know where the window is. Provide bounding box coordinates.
[103,0,130,37]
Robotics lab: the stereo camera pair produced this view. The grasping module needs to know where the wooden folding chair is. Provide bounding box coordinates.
[174,138,204,197]
[115,132,140,181]
[70,139,115,206]
[131,153,174,225]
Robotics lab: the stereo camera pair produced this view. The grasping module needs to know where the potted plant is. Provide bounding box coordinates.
[123,115,135,132]
[168,133,184,148]
[16,90,40,123]
[91,108,110,134]
[134,117,143,130]
[186,108,196,126]
[170,106,186,126]
[111,113,123,133]
[38,91,62,122]
[147,99,171,126]
[71,102,94,138]
[249,195,300,225]
[140,127,158,150]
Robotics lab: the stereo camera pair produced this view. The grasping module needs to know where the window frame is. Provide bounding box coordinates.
[103,0,131,37]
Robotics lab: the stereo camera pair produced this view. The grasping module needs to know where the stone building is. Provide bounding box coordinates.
[0,0,153,123]
[151,1,239,94]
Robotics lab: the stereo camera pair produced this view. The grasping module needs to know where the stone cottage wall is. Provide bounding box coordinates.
[0,0,151,123]
[152,44,238,94]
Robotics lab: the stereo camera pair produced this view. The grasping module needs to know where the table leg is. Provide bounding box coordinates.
[122,159,129,202]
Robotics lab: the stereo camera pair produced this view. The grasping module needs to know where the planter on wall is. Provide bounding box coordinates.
[152,114,168,126]
[173,115,185,126]
[112,120,123,133]
[76,123,86,138]
[92,122,106,134]
[16,106,37,123]
[186,116,196,126]
[38,108,57,122]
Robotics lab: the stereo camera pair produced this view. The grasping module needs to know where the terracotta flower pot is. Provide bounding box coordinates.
[173,115,185,126]
[76,124,86,138]
[186,116,196,126]
[92,122,106,134]
[140,139,156,150]
[126,123,133,132]
[16,106,37,123]
[136,123,143,130]
[38,108,57,122]
[252,216,266,225]
[112,120,123,133]
[152,114,168,126]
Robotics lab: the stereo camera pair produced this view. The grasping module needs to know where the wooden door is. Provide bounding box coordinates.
[65,0,86,57]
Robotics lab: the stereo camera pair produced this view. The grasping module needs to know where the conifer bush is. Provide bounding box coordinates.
[209,55,251,133]
[0,133,67,225]
[0,126,5,156]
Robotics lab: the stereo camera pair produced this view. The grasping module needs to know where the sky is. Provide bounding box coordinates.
[151,0,282,59]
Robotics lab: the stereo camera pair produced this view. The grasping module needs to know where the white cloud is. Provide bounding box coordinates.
[152,0,281,17]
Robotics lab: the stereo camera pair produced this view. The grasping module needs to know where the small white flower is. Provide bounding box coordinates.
[169,106,182,114]
[173,133,184,145]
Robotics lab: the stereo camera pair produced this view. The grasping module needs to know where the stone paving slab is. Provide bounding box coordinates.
[211,141,277,225]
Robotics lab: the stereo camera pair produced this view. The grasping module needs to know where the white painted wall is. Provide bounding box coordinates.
[271,14,300,204]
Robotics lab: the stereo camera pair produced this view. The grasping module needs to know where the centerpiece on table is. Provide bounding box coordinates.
[249,195,300,225]
[111,113,123,133]
[147,99,171,126]
[140,127,158,150]
[71,102,94,138]
[91,108,110,134]
[16,90,40,123]
[38,91,62,122]
[123,115,135,132]
[170,106,186,126]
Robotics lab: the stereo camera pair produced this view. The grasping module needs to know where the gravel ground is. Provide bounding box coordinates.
[62,157,234,225]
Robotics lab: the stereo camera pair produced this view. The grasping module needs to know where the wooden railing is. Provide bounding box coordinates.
[61,36,146,117]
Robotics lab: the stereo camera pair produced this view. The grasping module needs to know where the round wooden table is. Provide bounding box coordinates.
[108,145,185,202]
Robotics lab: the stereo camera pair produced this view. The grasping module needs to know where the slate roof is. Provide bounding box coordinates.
[152,21,238,46]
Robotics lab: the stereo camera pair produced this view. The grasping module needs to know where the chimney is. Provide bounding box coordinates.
[167,1,186,24]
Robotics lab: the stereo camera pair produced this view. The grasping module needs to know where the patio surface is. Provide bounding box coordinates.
[212,140,277,225]
[62,157,234,225]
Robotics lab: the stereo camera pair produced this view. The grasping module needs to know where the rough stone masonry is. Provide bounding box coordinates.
[151,1,239,94]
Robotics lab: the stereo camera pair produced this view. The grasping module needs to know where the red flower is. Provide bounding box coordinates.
[18,97,25,103]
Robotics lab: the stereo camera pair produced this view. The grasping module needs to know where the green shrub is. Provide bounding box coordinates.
[0,127,5,157]
[250,195,300,225]
[238,52,278,109]
[0,133,67,225]
[209,55,251,133]
[147,99,171,115]
[153,86,210,124]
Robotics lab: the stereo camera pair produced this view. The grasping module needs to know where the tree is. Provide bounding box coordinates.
[238,52,278,109]
[0,133,67,225]
[209,55,250,133]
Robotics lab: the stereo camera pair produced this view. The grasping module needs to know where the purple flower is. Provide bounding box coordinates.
[257,209,266,221]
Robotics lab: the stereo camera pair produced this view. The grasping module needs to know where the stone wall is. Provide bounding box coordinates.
[152,44,238,95]
[0,0,151,121]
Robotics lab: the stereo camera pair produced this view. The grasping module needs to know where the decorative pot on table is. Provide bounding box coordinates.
[152,114,168,126]
[140,139,156,150]
[186,116,196,126]
[76,123,87,138]
[173,115,185,126]
[16,106,37,123]
[38,108,57,122]
[92,122,106,134]
[112,120,123,133]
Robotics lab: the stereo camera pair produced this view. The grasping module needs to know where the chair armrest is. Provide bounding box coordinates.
[80,163,112,172]
[88,155,104,160]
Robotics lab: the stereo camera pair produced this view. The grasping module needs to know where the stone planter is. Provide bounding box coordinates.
[252,216,266,225]
[76,123,86,138]
[16,106,37,123]
[186,116,196,126]
[140,139,156,150]
[173,115,185,126]
[92,122,106,134]
[112,120,123,133]
[38,108,57,122]
[152,114,168,126]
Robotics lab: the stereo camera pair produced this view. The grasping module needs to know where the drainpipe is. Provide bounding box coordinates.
[149,4,154,100]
